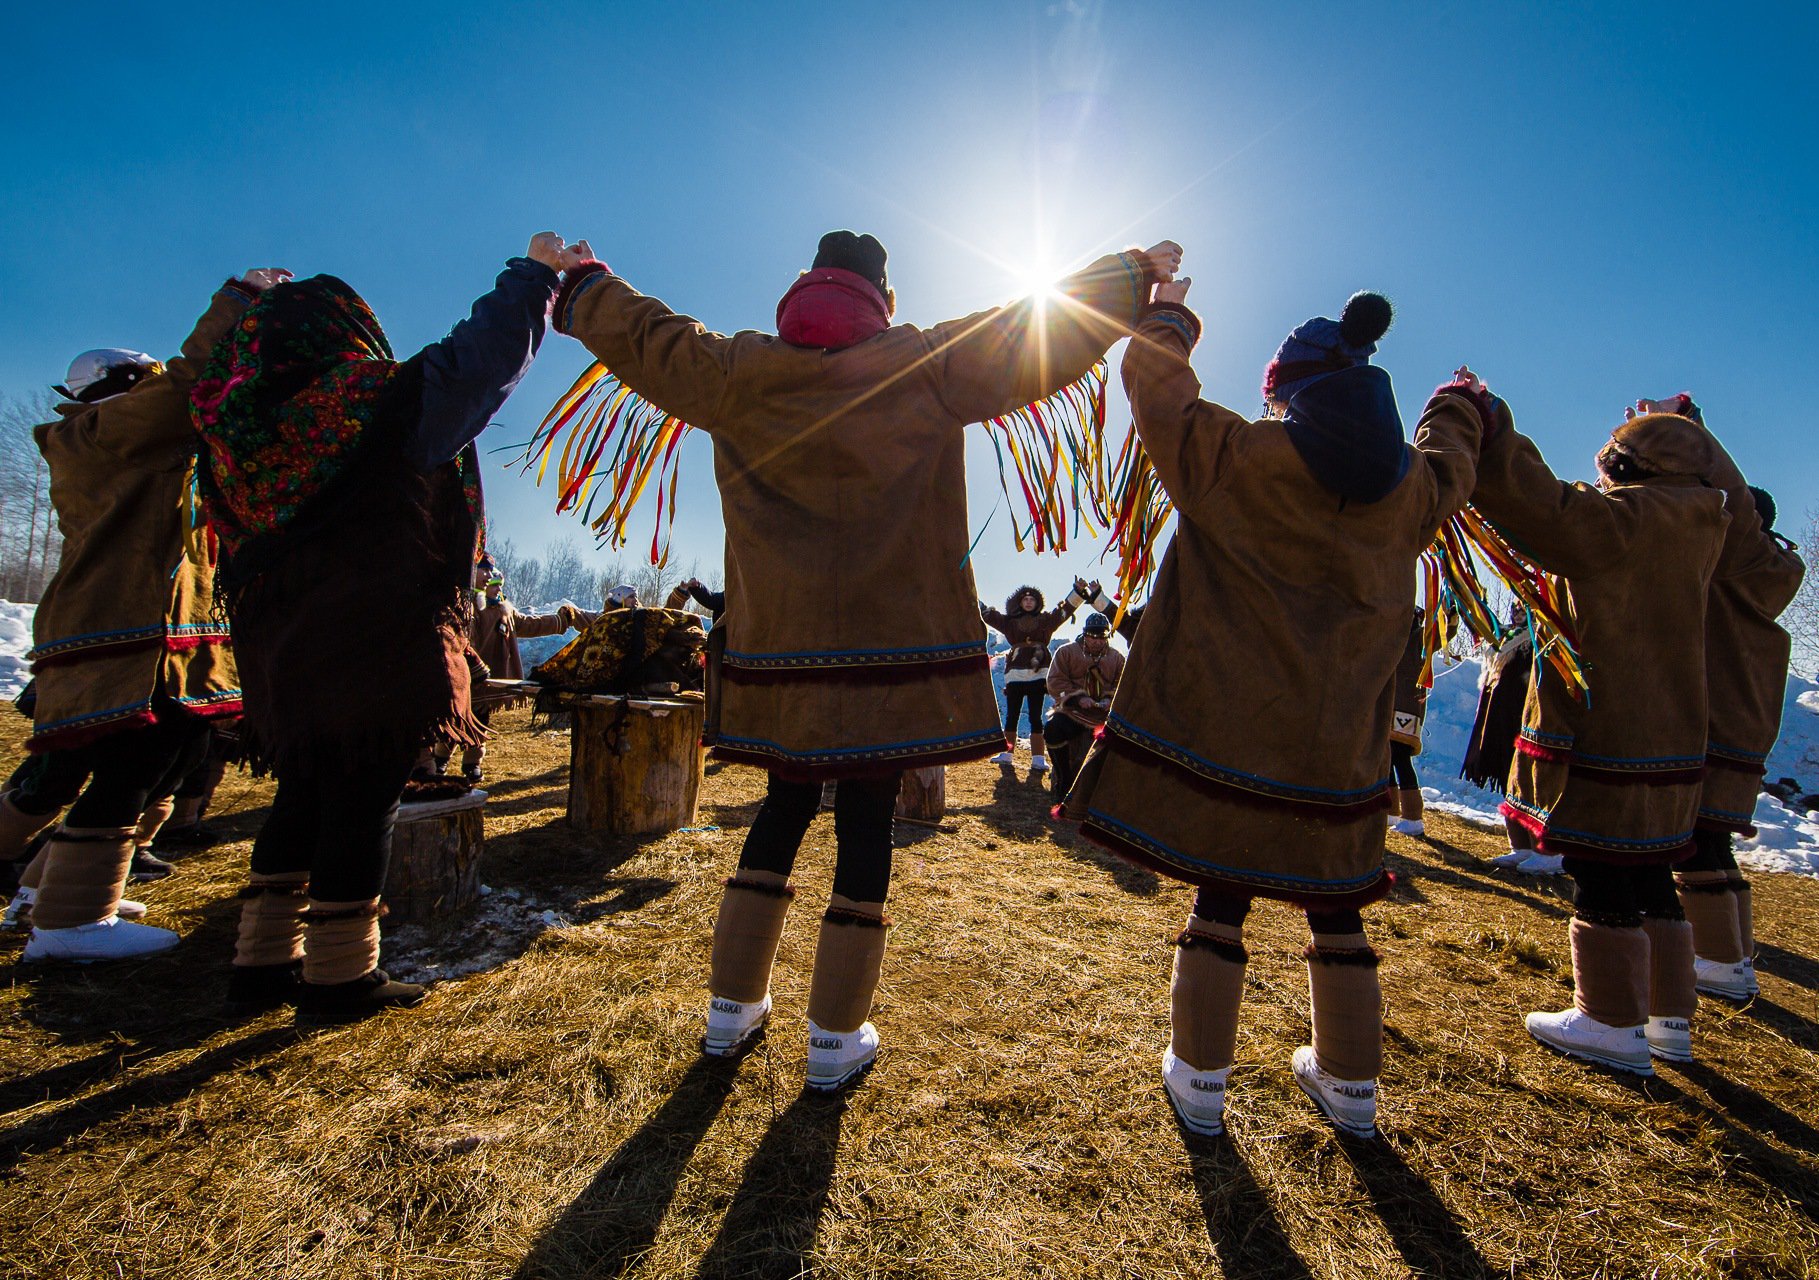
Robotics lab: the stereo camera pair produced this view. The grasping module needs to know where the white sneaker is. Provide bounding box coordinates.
[805,1019,879,1091]
[703,992,770,1056]
[1029,755,1050,773]
[1389,817,1425,837]
[1693,956,1753,1002]
[1645,1016,1693,1063]
[1524,1007,1652,1075]
[1516,852,1565,876]
[990,751,1016,766]
[1162,1050,1228,1136]
[1291,1046,1377,1138]
[2,887,34,929]
[1742,958,1761,997]
[117,898,146,921]
[22,917,180,964]
[1489,849,1530,868]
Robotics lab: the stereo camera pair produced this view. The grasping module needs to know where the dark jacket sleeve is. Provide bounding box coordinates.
[405,257,560,471]
[980,603,1010,635]
[689,584,726,616]
[1115,605,1144,645]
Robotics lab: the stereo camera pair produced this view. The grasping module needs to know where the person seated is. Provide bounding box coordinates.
[1043,612,1125,799]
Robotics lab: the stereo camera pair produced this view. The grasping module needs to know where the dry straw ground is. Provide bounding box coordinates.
[2,706,1817,1279]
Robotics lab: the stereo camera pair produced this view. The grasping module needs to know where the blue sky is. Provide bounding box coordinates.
[3,1,1814,611]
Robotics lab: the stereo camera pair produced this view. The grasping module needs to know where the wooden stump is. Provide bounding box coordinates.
[895,765,947,826]
[568,696,707,835]
[386,790,486,924]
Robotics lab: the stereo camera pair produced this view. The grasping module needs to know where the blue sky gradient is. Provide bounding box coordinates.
[3,1,1813,609]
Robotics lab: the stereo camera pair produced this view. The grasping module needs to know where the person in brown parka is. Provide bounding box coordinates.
[460,555,571,781]
[546,228,1178,1091]
[1065,282,1483,1139]
[1455,373,1731,1076]
[981,583,1087,772]
[1387,608,1428,836]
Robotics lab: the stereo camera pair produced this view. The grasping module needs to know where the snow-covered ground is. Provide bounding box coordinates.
[1416,653,1819,877]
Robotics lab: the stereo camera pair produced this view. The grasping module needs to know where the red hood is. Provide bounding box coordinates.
[775,268,890,351]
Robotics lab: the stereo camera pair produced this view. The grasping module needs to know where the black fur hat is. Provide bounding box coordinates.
[1006,585,1045,613]
[813,231,889,296]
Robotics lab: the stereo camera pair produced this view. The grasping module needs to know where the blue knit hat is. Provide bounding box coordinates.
[1262,292,1394,407]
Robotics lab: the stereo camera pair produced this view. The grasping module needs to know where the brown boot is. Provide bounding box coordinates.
[1304,932,1383,1081]
[1390,789,1425,836]
[805,898,888,1090]
[22,827,179,963]
[704,875,794,1056]
[1641,916,1696,1062]
[228,873,311,1010]
[297,898,423,1023]
[1169,917,1246,1072]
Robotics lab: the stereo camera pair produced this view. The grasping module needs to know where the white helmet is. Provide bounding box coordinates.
[55,349,162,403]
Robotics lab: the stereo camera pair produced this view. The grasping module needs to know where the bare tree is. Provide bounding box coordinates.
[1783,510,1819,678]
[0,392,62,602]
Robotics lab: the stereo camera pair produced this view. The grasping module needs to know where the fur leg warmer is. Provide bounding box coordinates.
[1305,931,1383,1081]
[709,875,795,1003]
[806,895,889,1034]
[0,791,59,863]
[1642,916,1697,1021]
[1732,878,1755,962]
[1399,788,1424,823]
[1170,915,1246,1072]
[302,898,383,986]
[1569,917,1649,1029]
[31,826,137,930]
[233,873,312,968]
[1675,872,1745,965]
[133,795,175,849]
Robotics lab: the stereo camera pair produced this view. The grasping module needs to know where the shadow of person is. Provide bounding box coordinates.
[512,1055,742,1280]
[1181,1127,1317,1279]
[1399,838,1573,922]
[1753,941,1818,993]
[1673,1060,1819,1155]
[1337,1137,1495,1279]
[692,1090,847,1280]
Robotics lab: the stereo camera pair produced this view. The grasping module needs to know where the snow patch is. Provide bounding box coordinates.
[1411,653,1819,879]
[0,601,32,699]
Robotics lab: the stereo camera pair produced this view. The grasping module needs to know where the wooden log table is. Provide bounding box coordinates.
[564,693,707,835]
[386,789,487,923]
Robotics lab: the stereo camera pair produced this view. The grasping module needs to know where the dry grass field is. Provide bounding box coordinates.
[2,705,1816,1279]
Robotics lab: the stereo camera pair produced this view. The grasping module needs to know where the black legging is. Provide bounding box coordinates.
[1002,682,1045,739]
[1192,887,1364,937]
[1680,827,1739,875]
[249,749,417,901]
[1561,857,1683,928]
[18,711,211,830]
[736,771,900,903]
[1390,742,1418,791]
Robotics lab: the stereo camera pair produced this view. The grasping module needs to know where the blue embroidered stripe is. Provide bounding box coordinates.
[1518,726,1574,748]
[176,689,243,705]
[1573,748,1706,769]
[1107,714,1392,805]
[1149,311,1197,346]
[714,726,1004,762]
[1697,805,1757,823]
[1086,810,1385,890]
[29,625,164,659]
[1508,792,1694,851]
[723,641,986,668]
[29,699,153,734]
[1707,740,1769,764]
[561,269,613,331]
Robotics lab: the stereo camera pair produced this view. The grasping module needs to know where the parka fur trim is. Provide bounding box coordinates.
[1004,586,1045,613]
[1607,412,1722,482]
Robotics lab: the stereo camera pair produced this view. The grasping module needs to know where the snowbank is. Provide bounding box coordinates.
[0,601,32,699]
[1413,653,1819,878]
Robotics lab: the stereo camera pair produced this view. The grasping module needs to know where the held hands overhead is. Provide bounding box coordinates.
[529,232,597,274]
[238,268,294,293]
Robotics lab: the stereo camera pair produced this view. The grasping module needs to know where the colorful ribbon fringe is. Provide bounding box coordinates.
[516,362,692,565]
[522,358,1172,610]
[1420,505,1590,704]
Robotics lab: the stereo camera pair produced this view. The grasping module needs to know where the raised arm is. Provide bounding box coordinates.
[1409,388,1484,540]
[551,249,736,430]
[928,245,1174,426]
[404,250,561,471]
[44,277,265,471]
[980,602,1011,635]
[1455,378,1635,578]
[510,606,570,640]
[1119,282,1252,518]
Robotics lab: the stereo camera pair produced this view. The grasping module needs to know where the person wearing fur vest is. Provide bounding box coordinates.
[1064,283,1482,1139]
[1456,374,1730,1075]
[6,275,275,965]
[191,237,566,1022]
[1387,609,1428,837]
[1659,433,1803,1002]
[1044,612,1125,799]
[982,583,1086,772]
[548,228,1176,1090]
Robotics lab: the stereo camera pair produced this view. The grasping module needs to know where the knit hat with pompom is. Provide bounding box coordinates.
[1262,292,1394,407]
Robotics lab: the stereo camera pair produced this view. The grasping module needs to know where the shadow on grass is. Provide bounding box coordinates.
[1340,1137,1496,1279]
[512,1055,741,1279]
[1181,1130,1316,1279]
[1673,1060,1819,1156]
[1398,839,1573,922]
[1647,1074,1819,1220]
[0,1022,297,1170]
[1739,994,1818,1048]
[694,1089,847,1279]
[1754,940,1817,992]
